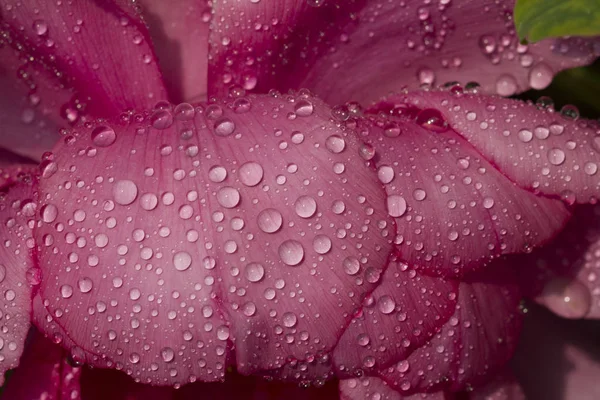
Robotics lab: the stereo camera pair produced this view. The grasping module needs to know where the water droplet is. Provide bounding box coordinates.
[529,62,553,90]
[140,193,158,211]
[113,180,138,205]
[295,196,317,218]
[257,208,283,233]
[387,195,407,218]
[295,100,314,117]
[239,162,264,186]
[282,312,298,328]
[173,251,192,271]
[151,110,174,129]
[279,240,304,266]
[41,204,58,223]
[518,129,533,143]
[78,278,93,293]
[60,284,73,299]
[496,75,518,96]
[209,166,227,183]
[415,109,448,132]
[214,118,235,136]
[216,187,240,208]
[91,126,116,147]
[161,347,175,363]
[548,148,566,165]
[326,135,346,153]
[377,166,395,184]
[343,257,360,275]
[313,235,332,254]
[245,262,265,283]
[32,19,48,36]
[378,295,395,314]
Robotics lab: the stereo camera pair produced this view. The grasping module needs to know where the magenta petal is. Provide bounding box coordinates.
[378,264,522,393]
[208,0,599,103]
[356,99,569,277]
[138,0,211,103]
[333,261,458,374]
[512,305,600,400]
[0,0,168,125]
[340,377,450,400]
[1,332,81,400]
[516,204,600,319]
[402,91,600,204]
[0,167,38,384]
[34,93,392,385]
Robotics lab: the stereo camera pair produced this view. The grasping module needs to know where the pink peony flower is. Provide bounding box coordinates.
[0,0,598,399]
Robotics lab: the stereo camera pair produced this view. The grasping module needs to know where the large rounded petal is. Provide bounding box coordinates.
[0,0,168,130]
[34,93,393,386]
[208,0,600,103]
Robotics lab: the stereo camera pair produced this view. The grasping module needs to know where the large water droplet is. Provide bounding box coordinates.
[216,187,240,208]
[91,126,116,147]
[173,251,192,271]
[113,180,138,205]
[279,240,304,266]
[257,208,283,233]
[245,262,265,283]
[387,195,407,218]
[239,162,264,186]
[295,196,317,218]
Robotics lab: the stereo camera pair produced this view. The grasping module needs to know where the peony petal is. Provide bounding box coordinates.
[516,204,600,319]
[333,261,458,374]
[401,91,600,204]
[512,305,600,400]
[378,264,522,394]
[1,331,81,400]
[340,376,451,400]
[0,0,168,126]
[208,0,599,104]
[0,72,61,161]
[353,97,569,277]
[34,93,392,385]
[0,167,38,385]
[137,0,211,103]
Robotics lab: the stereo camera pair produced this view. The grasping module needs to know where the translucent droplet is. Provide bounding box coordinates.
[343,256,360,275]
[257,208,283,233]
[214,118,235,136]
[294,100,314,117]
[173,251,192,271]
[91,126,116,147]
[387,195,407,218]
[113,180,138,205]
[239,162,264,187]
[216,187,240,208]
[245,262,265,283]
[279,240,304,266]
[295,196,317,218]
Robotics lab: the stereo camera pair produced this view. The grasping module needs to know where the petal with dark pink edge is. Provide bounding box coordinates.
[0,331,81,400]
[34,93,392,385]
[0,0,168,125]
[333,261,458,375]
[512,305,600,400]
[378,264,522,394]
[516,204,600,319]
[0,72,60,161]
[402,91,600,204]
[353,100,569,277]
[340,376,451,400]
[0,167,38,385]
[208,0,599,104]
[137,0,211,103]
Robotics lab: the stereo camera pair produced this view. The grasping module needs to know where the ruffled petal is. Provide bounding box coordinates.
[512,305,600,400]
[333,261,458,374]
[516,204,600,319]
[0,0,168,127]
[208,0,600,104]
[137,0,211,103]
[0,331,81,400]
[0,166,38,385]
[352,95,569,277]
[34,93,392,385]
[378,264,522,394]
[401,91,600,204]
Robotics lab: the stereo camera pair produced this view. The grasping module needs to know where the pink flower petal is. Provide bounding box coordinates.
[512,305,600,400]
[137,0,211,103]
[34,93,392,385]
[208,0,599,103]
[401,91,600,205]
[355,97,569,277]
[340,376,450,400]
[0,73,61,161]
[0,167,38,385]
[0,0,168,126]
[516,204,600,319]
[333,261,458,374]
[1,331,81,400]
[378,264,522,393]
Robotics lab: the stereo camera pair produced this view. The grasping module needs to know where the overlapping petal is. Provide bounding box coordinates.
[33,93,393,385]
[208,0,600,104]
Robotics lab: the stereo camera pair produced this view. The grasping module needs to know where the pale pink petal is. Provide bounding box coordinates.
[333,261,458,374]
[340,376,451,400]
[0,0,168,126]
[352,97,569,277]
[1,331,81,400]
[512,305,600,400]
[0,167,38,385]
[378,265,522,394]
[516,204,600,319]
[401,91,600,204]
[137,0,211,103]
[34,93,392,385]
[208,0,599,104]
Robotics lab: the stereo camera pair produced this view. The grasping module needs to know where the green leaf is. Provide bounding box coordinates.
[514,0,600,43]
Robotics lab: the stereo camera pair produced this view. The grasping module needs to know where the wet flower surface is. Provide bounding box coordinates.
[0,0,599,399]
